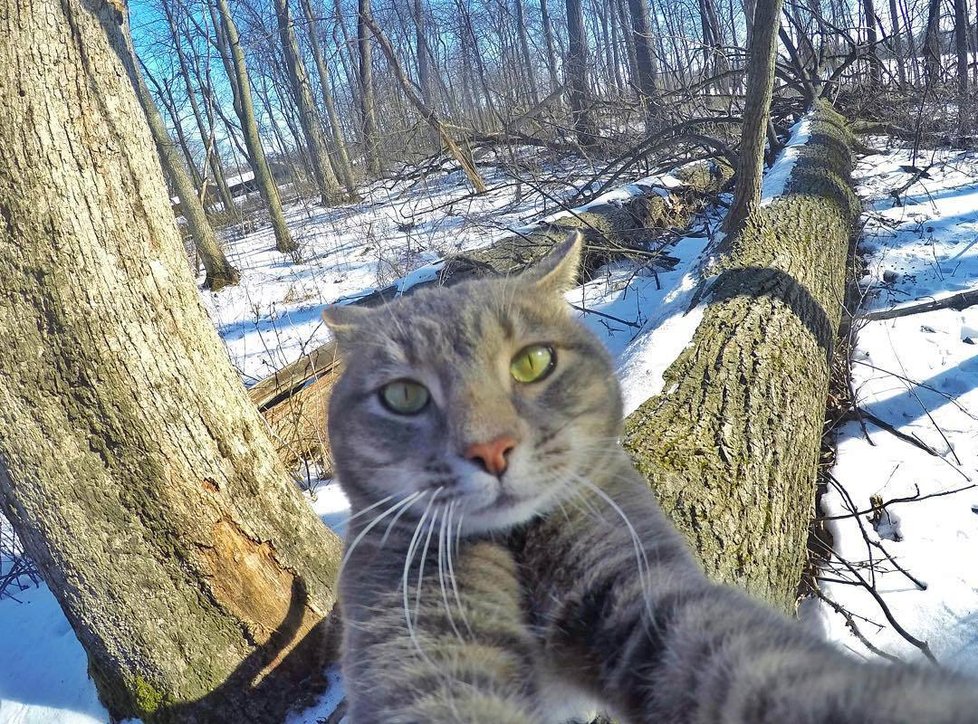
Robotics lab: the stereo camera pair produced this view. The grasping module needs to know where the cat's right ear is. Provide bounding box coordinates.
[322,303,372,345]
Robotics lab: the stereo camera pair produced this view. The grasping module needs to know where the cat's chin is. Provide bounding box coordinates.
[460,489,561,535]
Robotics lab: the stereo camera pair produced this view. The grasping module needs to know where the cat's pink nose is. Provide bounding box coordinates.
[464,435,517,477]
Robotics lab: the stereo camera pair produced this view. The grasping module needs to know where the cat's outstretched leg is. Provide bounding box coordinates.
[515,454,978,724]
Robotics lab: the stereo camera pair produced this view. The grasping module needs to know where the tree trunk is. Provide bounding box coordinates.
[626,0,659,131]
[514,0,541,104]
[888,0,907,86]
[0,1,342,721]
[273,0,342,206]
[130,34,240,291]
[214,0,298,254]
[955,0,970,136]
[357,0,382,175]
[299,0,357,194]
[565,0,597,146]
[723,0,783,232]
[539,0,561,88]
[624,103,858,610]
[924,0,942,88]
[861,0,882,85]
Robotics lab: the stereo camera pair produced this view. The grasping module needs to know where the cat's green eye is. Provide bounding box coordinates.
[510,345,556,383]
[379,379,430,414]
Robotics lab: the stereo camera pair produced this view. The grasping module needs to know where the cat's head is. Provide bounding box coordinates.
[324,233,623,535]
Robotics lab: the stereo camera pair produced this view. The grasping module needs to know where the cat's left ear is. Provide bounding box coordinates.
[322,303,373,345]
[524,231,583,293]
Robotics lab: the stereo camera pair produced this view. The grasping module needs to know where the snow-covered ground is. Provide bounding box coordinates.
[807,144,978,672]
[3,130,976,722]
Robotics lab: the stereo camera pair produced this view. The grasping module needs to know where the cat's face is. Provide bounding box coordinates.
[324,235,623,535]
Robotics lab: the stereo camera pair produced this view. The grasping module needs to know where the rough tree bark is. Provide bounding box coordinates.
[0,1,341,720]
[126,22,239,291]
[214,0,298,254]
[273,0,343,205]
[624,103,858,610]
[724,0,783,231]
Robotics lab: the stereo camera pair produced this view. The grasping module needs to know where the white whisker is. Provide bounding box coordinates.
[340,492,422,576]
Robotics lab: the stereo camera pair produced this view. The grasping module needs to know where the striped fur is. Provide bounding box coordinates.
[326,234,978,723]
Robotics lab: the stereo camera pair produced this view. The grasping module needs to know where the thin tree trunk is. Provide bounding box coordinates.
[887,0,907,85]
[723,0,783,231]
[214,0,297,254]
[357,0,382,175]
[161,83,206,193]
[539,0,561,88]
[162,0,236,214]
[361,13,487,193]
[924,0,942,88]
[273,0,342,205]
[955,0,970,135]
[0,1,341,720]
[129,31,239,291]
[514,0,541,104]
[862,0,882,85]
[297,0,356,194]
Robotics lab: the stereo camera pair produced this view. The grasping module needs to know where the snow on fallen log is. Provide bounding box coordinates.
[623,101,860,611]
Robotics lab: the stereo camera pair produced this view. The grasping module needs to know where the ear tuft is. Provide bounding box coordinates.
[524,231,583,293]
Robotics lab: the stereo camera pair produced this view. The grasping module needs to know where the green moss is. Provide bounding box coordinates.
[130,675,171,717]
[622,101,858,611]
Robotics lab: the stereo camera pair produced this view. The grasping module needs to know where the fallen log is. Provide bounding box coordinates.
[251,160,732,467]
[622,101,859,611]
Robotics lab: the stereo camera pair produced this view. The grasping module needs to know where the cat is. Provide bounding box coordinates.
[324,233,978,723]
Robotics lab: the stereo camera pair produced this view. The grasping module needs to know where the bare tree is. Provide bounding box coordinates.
[565,0,597,146]
[128,27,240,291]
[299,0,357,193]
[273,0,343,205]
[358,0,382,174]
[724,0,783,231]
[214,0,297,254]
[362,12,488,193]
[955,0,970,135]
[626,0,660,130]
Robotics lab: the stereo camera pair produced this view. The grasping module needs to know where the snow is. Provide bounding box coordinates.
[809,143,978,673]
[4,133,977,723]
[0,585,109,724]
[760,115,812,204]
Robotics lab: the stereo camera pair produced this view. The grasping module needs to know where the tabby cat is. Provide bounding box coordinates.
[324,234,978,723]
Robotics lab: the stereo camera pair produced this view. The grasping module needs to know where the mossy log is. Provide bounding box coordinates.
[623,101,859,611]
[251,161,732,467]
